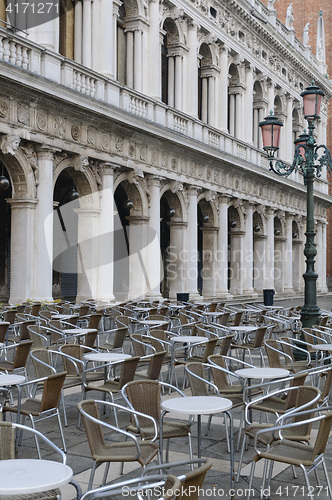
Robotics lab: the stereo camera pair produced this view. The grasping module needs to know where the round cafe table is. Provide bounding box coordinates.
[312,344,332,365]
[169,335,208,385]
[0,459,73,495]
[84,352,131,363]
[0,374,26,417]
[161,396,234,489]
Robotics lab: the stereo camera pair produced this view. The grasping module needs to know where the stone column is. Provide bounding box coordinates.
[99,0,114,77]
[253,234,266,292]
[187,21,199,117]
[127,216,149,299]
[292,237,302,292]
[148,0,162,99]
[146,176,163,298]
[258,107,264,149]
[82,0,92,67]
[229,93,235,136]
[274,234,285,292]
[201,76,208,123]
[75,208,100,303]
[244,65,254,144]
[168,221,187,299]
[321,222,328,292]
[95,164,116,303]
[186,187,200,299]
[167,56,175,107]
[229,229,245,296]
[74,0,83,64]
[267,81,275,113]
[134,29,143,92]
[218,46,229,132]
[208,76,216,126]
[253,107,259,147]
[235,92,242,139]
[316,222,323,292]
[264,208,275,289]
[285,95,293,163]
[242,202,255,295]
[34,147,57,301]
[216,195,231,298]
[174,54,182,110]
[284,214,294,293]
[7,199,36,304]
[126,30,134,88]
[201,227,218,298]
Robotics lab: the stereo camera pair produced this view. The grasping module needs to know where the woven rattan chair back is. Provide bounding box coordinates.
[218,311,231,326]
[290,386,321,440]
[60,344,84,375]
[3,309,16,324]
[0,422,15,459]
[31,349,55,378]
[117,356,140,388]
[176,458,213,500]
[252,327,268,348]
[218,335,234,356]
[12,340,33,370]
[284,371,308,410]
[78,399,106,454]
[321,368,332,404]
[30,303,41,317]
[186,362,209,397]
[312,411,332,458]
[0,321,10,343]
[131,334,150,357]
[116,315,130,328]
[111,327,128,350]
[201,338,218,362]
[84,331,98,349]
[79,304,90,317]
[146,351,167,380]
[124,379,161,424]
[39,372,67,413]
[232,311,243,326]
[264,339,283,368]
[88,314,102,330]
[18,320,35,341]
[207,354,229,389]
[27,325,47,349]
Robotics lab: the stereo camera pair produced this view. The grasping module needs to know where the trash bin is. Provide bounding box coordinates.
[177,293,189,303]
[263,289,275,306]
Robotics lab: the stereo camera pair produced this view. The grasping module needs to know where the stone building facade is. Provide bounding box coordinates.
[0,0,331,304]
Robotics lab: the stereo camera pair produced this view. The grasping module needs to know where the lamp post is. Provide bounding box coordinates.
[259,83,332,328]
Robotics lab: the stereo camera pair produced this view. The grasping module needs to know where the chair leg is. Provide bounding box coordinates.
[61,390,67,427]
[56,409,67,453]
[29,416,41,459]
[236,410,244,452]
[301,465,314,500]
[322,458,332,499]
[247,460,256,500]
[236,433,247,482]
[102,463,110,485]
[88,463,97,490]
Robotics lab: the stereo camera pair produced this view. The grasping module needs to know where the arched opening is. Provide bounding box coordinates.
[0,162,12,301]
[161,18,180,107]
[253,80,264,148]
[228,64,241,137]
[117,3,127,85]
[53,168,80,300]
[198,43,213,123]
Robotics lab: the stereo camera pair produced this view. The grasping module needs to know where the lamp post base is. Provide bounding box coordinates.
[300,304,321,329]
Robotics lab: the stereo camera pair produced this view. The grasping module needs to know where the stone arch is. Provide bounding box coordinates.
[53,158,100,210]
[162,17,181,45]
[114,173,149,217]
[199,43,213,67]
[228,205,243,230]
[160,184,185,221]
[197,193,217,227]
[253,211,264,236]
[0,148,36,199]
[229,63,240,85]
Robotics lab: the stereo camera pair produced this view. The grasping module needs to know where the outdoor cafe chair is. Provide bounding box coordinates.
[0,340,33,377]
[77,399,159,490]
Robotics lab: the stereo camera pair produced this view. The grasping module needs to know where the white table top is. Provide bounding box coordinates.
[170,335,208,344]
[202,311,224,317]
[312,344,332,351]
[51,314,75,320]
[0,459,73,494]
[235,367,290,380]
[227,326,257,332]
[162,396,232,415]
[63,328,97,335]
[0,374,26,386]
[84,352,131,362]
[138,320,169,326]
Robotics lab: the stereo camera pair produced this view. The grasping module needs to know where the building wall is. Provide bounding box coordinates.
[0,0,331,305]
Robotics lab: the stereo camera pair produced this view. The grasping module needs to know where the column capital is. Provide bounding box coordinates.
[5,198,38,209]
[185,185,200,196]
[100,162,118,175]
[36,145,61,159]
[218,194,231,205]
[146,174,165,187]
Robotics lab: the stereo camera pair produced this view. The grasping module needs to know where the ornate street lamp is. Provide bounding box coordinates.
[259,82,332,328]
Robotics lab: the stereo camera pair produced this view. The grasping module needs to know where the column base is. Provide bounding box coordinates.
[242,289,259,298]
[145,292,163,300]
[216,291,233,300]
